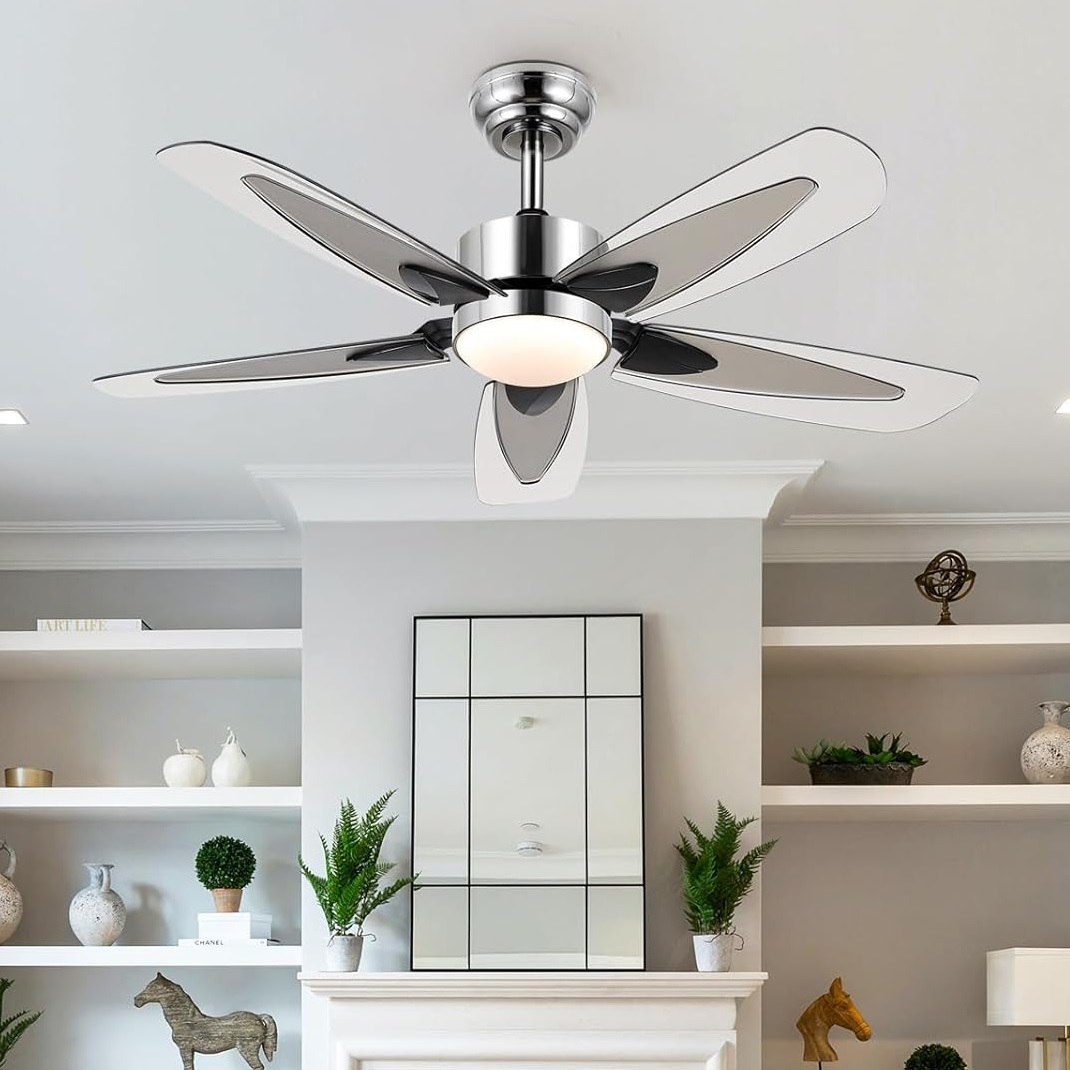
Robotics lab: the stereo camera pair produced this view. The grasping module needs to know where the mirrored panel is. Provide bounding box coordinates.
[412,615,644,970]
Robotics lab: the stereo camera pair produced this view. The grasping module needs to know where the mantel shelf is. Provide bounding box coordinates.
[300,971,767,1000]
[0,628,301,680]
[0,945,302,967]
[762,624,1070,676]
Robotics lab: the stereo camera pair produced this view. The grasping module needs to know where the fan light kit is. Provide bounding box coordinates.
[95,61,979,504]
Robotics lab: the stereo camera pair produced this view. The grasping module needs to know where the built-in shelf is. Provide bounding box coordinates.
[762,624,1070,676]
[763,783,1070,821]
[0,945,302,967]
[0,786,302,821]
[0,628,301,681]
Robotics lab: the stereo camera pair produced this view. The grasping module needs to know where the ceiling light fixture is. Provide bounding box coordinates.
[0,410,28,426]
[1057,398,1070,415]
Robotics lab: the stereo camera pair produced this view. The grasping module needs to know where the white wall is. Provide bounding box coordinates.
[302,519,766,1070]
[762,560,1070,1070]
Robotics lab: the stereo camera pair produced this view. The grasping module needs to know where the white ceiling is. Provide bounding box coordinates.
[3,1,1069,522]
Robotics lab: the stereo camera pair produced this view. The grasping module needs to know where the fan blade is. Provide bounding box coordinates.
[612,324,977,431]
[474,379,588,504]
[557,128,885,320]
[158,141,503,306]
[94,320,451,398]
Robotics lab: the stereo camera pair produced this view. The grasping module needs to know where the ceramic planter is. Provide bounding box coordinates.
[211,887,243,913]
[693,932,738,972]
[69,863,126,946]
[808,762,915,785]
[325,933,364,972]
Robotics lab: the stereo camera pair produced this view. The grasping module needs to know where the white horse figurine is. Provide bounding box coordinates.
[134,972,277,1069]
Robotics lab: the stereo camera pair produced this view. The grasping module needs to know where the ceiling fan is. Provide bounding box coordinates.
[95,62,978,504]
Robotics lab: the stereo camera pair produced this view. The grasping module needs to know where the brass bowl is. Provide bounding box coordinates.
[4,767,53,788]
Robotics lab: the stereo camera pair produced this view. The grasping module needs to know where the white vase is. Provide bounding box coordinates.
[693,932,737,972]
[1021,701,1070,783]
[163,741,207,787]
[69,863,126,946]
[325,933,364,972]
[0,843,23,945]
[211,727,252,787]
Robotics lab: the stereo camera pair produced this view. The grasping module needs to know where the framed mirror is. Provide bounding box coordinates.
[411,614,645,970]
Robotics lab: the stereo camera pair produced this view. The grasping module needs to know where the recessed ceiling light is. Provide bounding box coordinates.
[0,410,27,426]
[1058,399,1070,415]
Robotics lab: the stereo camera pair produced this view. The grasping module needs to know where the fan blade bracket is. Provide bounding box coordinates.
[564,262,659,313]
[398,265,491,306]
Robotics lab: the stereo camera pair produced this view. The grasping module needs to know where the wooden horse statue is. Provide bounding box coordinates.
[796,977,872,1063]
[134,972,277,1070]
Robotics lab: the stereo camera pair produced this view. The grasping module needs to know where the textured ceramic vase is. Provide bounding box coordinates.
[163,741,207,787]
[693,932,737,972]
[325,933,364,972]
[0,842,23,944]
[1021,701,1070,783]
[211,727,252,787]
[69,863,126,946]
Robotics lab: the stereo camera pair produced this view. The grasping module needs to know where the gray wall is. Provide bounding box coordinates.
[302,519,766,1070]
[762,559,1070,1070]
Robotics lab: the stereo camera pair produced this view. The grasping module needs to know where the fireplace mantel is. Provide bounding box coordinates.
[302,971,766,1070]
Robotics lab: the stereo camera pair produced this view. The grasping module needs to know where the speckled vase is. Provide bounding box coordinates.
[0,842,23,944]
[1021,701,1070,784]
[69,863,126,946]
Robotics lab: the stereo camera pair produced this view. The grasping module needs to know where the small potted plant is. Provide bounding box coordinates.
[0,977,41,1066]
[195,835,256,912]
[793,733,928,785]
[300,791,416,972]
[904,1043,967,1070]
[676,801,776,972]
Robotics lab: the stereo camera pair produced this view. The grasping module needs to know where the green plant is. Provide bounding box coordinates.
[904,1043,967,1070]
[195,835,256,890]
[793,733,927,768]
[675,801,776,935]
[0,977,41,1066]
[300,791,416,938]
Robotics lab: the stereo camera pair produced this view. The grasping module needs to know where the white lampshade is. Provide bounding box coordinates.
[988,948,1070,1025]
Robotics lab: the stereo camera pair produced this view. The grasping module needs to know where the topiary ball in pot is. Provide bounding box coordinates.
[195,835,256,913]
[904,1043,967,1070]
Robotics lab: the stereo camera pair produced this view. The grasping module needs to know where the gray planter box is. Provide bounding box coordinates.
[808,762,916,786]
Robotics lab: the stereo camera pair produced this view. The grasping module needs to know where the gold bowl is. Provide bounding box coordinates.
[4,767,53,788]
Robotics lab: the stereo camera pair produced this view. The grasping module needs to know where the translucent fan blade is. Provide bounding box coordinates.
[95,320,451,398]
[557,128,885,321]
[158,141,503,305]
[474,379,588,504]
[611,324,977,431]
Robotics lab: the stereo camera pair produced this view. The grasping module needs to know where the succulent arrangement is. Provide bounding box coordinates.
[195,835,257,891]
[675,801,776,935]
[904,1043,967,1070]
[793,733,928,768]
[0,977,41,1066]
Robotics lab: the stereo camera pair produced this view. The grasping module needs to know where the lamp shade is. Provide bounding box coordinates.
[988,948,1070,1025]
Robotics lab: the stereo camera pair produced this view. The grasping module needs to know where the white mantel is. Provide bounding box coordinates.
[301,971,766,1070]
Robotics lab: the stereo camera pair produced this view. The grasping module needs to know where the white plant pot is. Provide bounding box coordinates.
[325,933,364,972]
[693,932,737,972]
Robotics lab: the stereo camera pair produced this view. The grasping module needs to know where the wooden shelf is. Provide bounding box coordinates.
[0,945,302,967]
[0,628,301,680]
[0,786,301,821]
[763,624,1070,676]
[763,783,1070,821]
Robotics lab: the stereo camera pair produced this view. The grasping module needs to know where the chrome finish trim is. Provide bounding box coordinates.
[459,214,602,281]
[469,61,596,161]
[520,128,545,212]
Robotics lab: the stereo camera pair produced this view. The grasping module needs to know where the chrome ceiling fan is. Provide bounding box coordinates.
[96,62,978,504]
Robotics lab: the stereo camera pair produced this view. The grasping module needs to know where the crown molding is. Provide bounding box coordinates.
[247,460,825,524]
[765,512,1070,563]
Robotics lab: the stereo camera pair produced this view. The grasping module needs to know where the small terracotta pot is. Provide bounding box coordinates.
[211,887,243,912]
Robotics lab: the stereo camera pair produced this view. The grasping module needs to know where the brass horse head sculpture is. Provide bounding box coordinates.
[796,977,872,1063]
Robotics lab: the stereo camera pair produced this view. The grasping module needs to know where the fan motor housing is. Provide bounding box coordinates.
[458,213,602,283]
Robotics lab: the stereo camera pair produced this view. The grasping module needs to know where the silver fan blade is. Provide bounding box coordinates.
[158,141,503,305]
[557,128,885,321]
[474,379,588,504]
[612,324,977,431]
[95,322,450,398]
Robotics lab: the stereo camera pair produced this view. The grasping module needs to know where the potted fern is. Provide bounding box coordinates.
[300,791,416,972]
[676,802,776,972]
[0,977,41,1066]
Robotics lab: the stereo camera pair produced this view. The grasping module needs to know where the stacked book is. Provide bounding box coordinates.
[178,913,276,947]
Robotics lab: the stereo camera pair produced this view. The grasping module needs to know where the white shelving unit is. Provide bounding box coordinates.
[763,623,1070,676]
[0,628,301,680]
[0,945,303,967]
[0,786,302,821]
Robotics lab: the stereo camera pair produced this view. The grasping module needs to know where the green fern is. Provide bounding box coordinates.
[0,978,41,1067]
[675,801,776,935]
[300,791,416,937]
